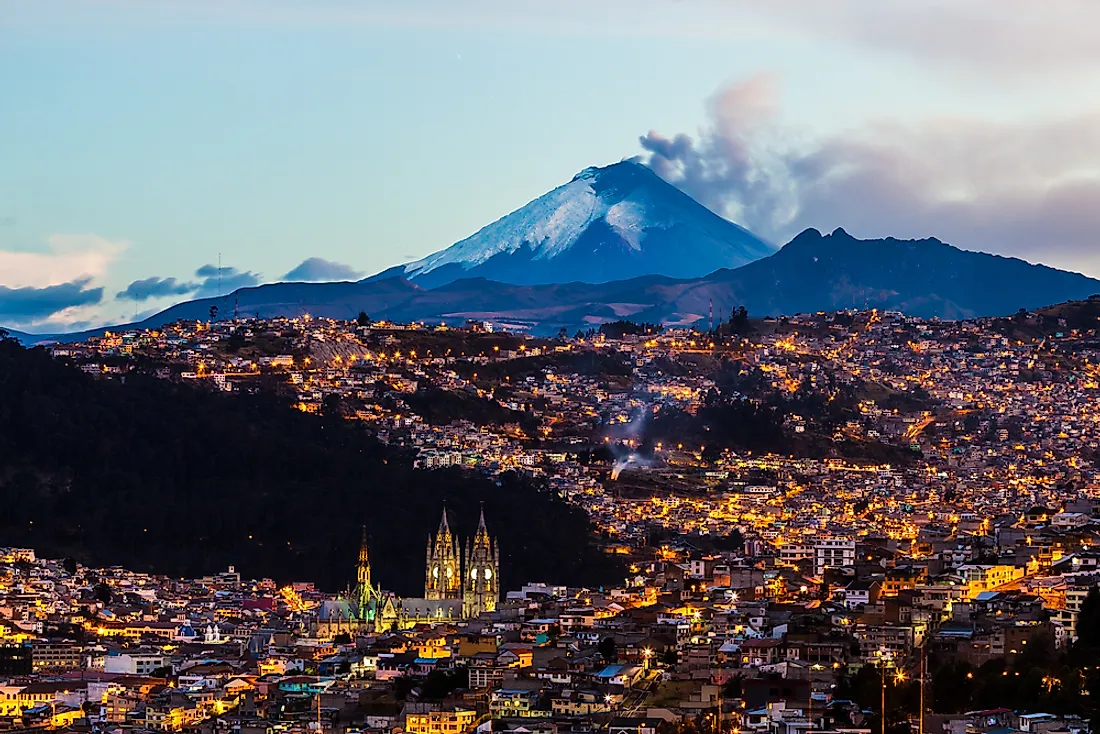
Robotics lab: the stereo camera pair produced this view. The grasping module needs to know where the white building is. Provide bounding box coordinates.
[104,652,167,676]
[814,539,856,577]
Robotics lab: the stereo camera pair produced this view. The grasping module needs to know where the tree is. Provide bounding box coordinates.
[598,636,618,662]
[356,312,371,327]
[421,668,468,699]
[1073,587,1100,659]
[721,674,743,698]
[92,583,113,604]
[322,393,345,418]
[333,632,351,645]
[62,557,78,576]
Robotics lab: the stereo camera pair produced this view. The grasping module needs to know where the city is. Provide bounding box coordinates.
[5,3,1100,733]
[4,300,1100,733]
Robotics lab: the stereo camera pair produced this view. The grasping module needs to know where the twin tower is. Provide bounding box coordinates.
[425,505,500,618]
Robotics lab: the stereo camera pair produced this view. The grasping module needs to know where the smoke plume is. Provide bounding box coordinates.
[636,75,1100,275]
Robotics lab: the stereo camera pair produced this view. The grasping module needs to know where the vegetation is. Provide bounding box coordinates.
[645,359,913,463]
[597,320,661,339]
[453,349,632,383]
[0,335,622,595]
[830,606,1100,725]
[402,387,537,432]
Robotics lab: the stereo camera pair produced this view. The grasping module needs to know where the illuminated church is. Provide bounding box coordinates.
[314,506,499,638]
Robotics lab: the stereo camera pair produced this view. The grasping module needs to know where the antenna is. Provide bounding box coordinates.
[709,299,714,332]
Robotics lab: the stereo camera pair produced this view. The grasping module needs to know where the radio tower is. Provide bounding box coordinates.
[708,299,714,332]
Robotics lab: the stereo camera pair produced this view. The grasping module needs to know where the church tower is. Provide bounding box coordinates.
[463,505,499,618]
[425,507,462,600]
[355,526,372,615]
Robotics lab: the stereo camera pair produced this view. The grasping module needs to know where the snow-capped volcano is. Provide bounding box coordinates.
[379,160,774,287]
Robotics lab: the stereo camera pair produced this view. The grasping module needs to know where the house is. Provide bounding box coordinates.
[844,580,882,609]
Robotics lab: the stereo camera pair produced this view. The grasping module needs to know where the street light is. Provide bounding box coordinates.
[875,649,894,734]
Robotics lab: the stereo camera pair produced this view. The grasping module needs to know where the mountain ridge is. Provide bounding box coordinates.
[10,228,1100,343]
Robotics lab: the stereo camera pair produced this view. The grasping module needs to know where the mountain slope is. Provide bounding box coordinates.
[379,160,774,287]
[0,336,620,593]
[663,228,1100,321]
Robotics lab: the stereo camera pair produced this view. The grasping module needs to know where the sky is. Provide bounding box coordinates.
[3,0,1100,332]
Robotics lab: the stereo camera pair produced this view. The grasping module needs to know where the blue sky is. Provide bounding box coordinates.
[3,0,1100,331]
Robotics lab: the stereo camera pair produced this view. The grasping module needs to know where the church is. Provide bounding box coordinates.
[314,505,500,637]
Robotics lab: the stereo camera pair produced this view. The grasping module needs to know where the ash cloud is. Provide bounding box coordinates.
[283,257,363,282]
[636,75,1100,276]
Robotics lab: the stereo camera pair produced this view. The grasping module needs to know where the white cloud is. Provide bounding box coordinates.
[0,234,128,289]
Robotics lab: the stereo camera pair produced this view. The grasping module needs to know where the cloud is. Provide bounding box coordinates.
[116,276,200,302]
[193,264,261,296]
[749,1,1100,79]
[636,75,1100,276]
[0,234,128,289]
[282,257,363,282]
[0,278,104,325]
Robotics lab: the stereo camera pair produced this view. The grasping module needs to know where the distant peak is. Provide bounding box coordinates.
[571,159,650,183]
[830,227,851,238]
[788,228,824,245]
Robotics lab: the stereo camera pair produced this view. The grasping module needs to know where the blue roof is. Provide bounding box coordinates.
[597,665,624,678]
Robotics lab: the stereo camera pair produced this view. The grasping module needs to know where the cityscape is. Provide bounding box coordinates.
[5,3,1100,734]
[4,300,1100,734]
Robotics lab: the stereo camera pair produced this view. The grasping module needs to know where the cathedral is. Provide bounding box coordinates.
[314,505,499,638]
[425,504,501,619]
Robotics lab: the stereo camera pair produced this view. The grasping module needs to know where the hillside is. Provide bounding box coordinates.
[0,334,621,594]
[687,228,1100,320]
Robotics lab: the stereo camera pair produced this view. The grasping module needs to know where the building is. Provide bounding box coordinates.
[406,707,479,734]
[0,643,32,676]
[104,651,167,675]
[464,505,500,618]
[32,642,83,672]
[814,539,856,576]
[425,508,463,600]
[314,508,500,637]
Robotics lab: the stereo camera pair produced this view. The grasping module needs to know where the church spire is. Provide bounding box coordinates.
[357,525,371,594]
[463,504,499,618]
[438,504,451,536]
[426,504,461,600]
[473,502,491,546]
[354,525,377,625]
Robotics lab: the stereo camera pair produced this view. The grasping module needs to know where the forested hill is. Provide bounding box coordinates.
[0,334,621,594]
